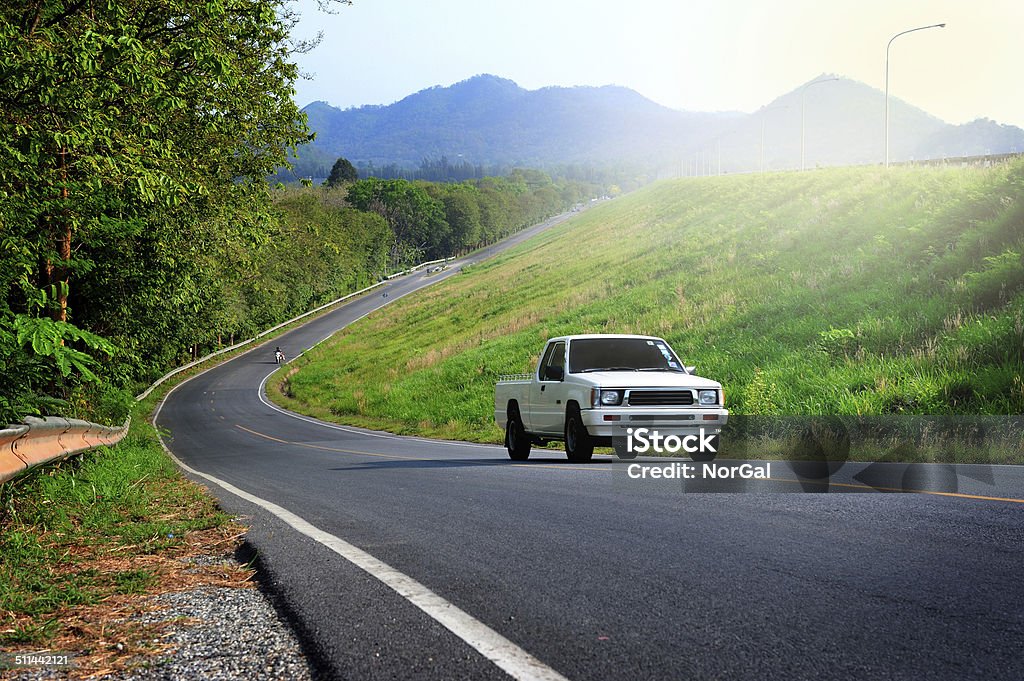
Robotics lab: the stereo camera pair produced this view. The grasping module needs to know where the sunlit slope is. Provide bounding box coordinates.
[274,163,1024,443]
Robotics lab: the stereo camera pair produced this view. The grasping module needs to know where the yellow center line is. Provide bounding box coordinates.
[235,424,1024,503]
[237,424,426,460]
[236,424,290,444]
[237,424,605,470]
[764,474,1024,504]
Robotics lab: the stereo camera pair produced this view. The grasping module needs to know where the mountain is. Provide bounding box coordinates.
[288,74,1024,179]
[289,74,739,178]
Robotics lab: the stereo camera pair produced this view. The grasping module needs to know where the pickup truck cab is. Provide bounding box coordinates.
[495,334,728,461]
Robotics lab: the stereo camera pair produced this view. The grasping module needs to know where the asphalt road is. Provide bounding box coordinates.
[157,209,1024,681]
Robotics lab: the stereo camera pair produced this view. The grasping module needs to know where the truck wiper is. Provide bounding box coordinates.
[638,367,683,372]
[579,367,638,373]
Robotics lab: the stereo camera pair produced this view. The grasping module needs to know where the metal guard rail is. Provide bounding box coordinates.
[1,416,131,483]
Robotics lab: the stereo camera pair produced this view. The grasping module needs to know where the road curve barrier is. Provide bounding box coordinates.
[0,415,131,484]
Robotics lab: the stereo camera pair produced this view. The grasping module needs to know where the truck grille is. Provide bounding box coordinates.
[627,390,694,406]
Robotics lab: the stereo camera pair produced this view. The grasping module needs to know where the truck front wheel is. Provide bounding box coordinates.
[564,405,594,462]
[506,407,531,461]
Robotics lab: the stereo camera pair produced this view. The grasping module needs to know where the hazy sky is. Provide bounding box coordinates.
[292,0,1024,129]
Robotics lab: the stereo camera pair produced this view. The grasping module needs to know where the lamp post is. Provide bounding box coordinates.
[759,104,789,173]
[800,76,839,171]
[885,23,945,168]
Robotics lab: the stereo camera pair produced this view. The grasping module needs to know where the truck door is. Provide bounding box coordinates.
[531,340,566,435]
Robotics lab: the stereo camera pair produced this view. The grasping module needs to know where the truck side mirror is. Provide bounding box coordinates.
[544,365,564,381]
[685,366,696,375]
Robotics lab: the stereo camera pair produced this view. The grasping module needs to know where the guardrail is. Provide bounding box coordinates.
[671,151,1024,180]
[1,255,457,485]
[0,416,131,484]
[895,151,1024,168]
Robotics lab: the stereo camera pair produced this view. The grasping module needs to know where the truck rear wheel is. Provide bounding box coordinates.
[506,407,531,461]
[564,405,594,462]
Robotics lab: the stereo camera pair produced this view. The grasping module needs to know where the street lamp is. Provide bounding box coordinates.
[885,23,945,168]
[800,76,839,171]
[759,104,789,173]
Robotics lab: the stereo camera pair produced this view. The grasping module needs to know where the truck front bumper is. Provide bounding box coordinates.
[581,408,729,438]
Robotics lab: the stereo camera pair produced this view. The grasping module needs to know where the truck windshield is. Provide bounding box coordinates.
[568,338,684,373]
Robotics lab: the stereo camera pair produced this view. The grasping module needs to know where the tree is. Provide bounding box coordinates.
[424,183,482,253]
[346,179,449,265]
[0,0,330,417]
[326,157,359,186]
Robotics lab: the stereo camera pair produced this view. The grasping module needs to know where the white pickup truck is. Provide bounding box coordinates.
[494,334,728,461]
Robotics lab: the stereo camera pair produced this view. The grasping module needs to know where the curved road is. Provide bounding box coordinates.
[157,211,1024,681]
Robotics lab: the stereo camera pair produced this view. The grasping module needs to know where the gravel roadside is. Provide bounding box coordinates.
[4,553,318,681]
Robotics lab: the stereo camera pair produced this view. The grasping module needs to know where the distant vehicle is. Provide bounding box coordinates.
[495,335,727,462]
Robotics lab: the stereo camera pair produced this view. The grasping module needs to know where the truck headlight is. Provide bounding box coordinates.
[698,389,718,405]
[598,389,623,406]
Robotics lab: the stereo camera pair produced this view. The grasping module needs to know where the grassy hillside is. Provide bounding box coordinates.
[271,163,1024,447]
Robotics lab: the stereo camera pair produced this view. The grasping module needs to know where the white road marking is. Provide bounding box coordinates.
[257,370,504,450]
[155,420,569,680]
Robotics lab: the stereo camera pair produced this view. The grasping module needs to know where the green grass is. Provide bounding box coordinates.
[0,403,234,648]
[270,163,1024,461]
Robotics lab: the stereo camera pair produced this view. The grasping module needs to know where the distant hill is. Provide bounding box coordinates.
[287,74,1024,180]
[706,76,1024,173]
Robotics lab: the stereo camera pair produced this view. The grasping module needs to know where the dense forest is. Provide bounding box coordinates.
[274,152,647,193]
[0,3,600,426]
